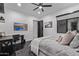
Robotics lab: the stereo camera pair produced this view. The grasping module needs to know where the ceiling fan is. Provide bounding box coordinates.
[32,3,52,12]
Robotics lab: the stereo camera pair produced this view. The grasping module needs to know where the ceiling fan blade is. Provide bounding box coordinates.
[33,7,39,11]
[41,8,44,12]
[39,3,43,6]
[42,5,52,7]
[32,3,39,6]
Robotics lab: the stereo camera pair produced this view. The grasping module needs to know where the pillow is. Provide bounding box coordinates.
[60,31,76,45]
[70,34,79,48]
[56,36,63,43]
[71,30,77,36]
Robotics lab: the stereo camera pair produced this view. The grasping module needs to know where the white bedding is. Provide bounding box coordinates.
[31,36,53,55]
[31,38,42,55]
[31,37,79,56]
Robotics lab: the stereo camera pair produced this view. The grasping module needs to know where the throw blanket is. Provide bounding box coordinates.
[31,36,53,55]
[31,38,42,55]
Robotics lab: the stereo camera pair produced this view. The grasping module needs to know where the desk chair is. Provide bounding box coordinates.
[0,39,15,56]
[13,34,20,42]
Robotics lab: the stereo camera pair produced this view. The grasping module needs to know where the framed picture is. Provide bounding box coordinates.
[14,22,28,31]
[0,16,5,23]
[0,3,4,13]
[45,21,52,28]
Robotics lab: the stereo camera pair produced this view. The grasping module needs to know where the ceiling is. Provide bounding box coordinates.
[5,3,79,18]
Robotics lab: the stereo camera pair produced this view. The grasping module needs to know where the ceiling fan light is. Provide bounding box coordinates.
[39,6,42,9]
[37,11,41,14]
[17,3,21,7]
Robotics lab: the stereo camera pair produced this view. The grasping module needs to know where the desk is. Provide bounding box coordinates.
[0,36,14,56]
[0,36,13,48]
[0,35,25,56]
[0,35,12,41]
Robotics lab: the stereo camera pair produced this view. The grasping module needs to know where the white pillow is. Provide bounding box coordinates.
[70,34,79,48]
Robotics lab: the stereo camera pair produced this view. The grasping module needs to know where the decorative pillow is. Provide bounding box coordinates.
[70,34,79,48]
[60,31,76,45]
[56,36,63,43]
[71,30,77,36]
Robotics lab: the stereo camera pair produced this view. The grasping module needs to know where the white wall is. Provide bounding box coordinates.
[41,15,58,38]
[0,4,38,41]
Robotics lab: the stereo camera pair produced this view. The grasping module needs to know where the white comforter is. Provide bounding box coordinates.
[31,36,52,55]
[31,38,42,55]
[31,37,79,56]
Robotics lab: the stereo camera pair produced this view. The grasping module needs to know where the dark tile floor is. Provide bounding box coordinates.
[15,41,36,56]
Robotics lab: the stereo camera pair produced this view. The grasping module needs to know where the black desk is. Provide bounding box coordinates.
[0,35,26,56]
[0,36,14,56]
[0,35,12,41]
[0,36,13,49]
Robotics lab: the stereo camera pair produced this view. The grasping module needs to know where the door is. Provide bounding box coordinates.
[38,20,43,37]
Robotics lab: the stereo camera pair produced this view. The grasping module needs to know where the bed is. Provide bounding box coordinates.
[31,35,79,56]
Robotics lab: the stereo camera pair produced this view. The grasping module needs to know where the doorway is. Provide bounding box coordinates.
[33,20,43,39]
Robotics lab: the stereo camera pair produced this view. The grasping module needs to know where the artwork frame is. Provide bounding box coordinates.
[0,3,5,13]
[45,21,52,28]
[0,3,5,23]
[0,16,5,23]
[14,22,28,31]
